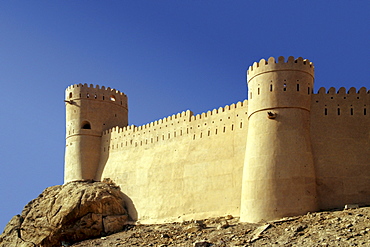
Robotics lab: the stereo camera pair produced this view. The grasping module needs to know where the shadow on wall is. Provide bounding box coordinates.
[120,192,138,221]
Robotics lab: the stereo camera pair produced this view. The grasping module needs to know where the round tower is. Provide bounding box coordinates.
[64,83,128,183]
[240,56,318,222]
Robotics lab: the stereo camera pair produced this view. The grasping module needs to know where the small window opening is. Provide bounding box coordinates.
[283,83,287,91]
[258,88,260,95]
[102,96,105,100]
[308,87,310,95]
[350,108,354,115]
[223,126,226,133]
[94,94,97,99]
[86,93,90,98]
[297,84,300,91]
[240,122,243,128]
[364,108,367,115]
[337,108,341,115]
[270,84,273,91]
[324,108,328,115]
[81,121,91,129]
[250,92,252,99]
[110,95,116,101]
[69,92,72,98]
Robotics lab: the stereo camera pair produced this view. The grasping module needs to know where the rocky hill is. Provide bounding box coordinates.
[71,206,370,246]
[1,180,369,246]
[0,180,128,247]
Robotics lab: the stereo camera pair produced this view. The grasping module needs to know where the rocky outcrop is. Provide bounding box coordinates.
[0,180,128,247]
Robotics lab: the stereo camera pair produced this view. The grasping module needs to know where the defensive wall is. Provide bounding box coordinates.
[311,87,370,210]
[97,101,249,223]
[64,56,370,224]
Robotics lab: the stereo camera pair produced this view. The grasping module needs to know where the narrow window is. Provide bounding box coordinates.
[240,122,243,128]
[250,92,252,99]
[308,87,311,95]
[283,83,287,91]
[258,88,260,95]
[231,124,234,131]
[223,126,226,133]
[110,95,116,101]
[270,84,273,91]
[324,108,327,115]
[215,129,218,135]
[297,84,300,91]
[200,132,202,138]
[81,121,91,129]
[94,94,97,99]
[86,93,90,98]
[364,108,367,115]
[337,108,340,115]
[350,108,354,115]
[193,134,196,140]
[69,92,72,98]
[102,96,105,100]
[208,130,210,136]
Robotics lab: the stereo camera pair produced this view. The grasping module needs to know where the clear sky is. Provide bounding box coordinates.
[0,1,369,230]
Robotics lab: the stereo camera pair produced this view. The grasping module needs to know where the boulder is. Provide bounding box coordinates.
[0,180,128,247]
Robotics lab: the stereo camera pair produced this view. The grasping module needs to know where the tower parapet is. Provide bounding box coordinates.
[64,83,128,183]
[247,56,314,118]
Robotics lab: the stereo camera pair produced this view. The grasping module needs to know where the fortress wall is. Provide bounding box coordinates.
[311,87,370,209]
[98,100,248,223]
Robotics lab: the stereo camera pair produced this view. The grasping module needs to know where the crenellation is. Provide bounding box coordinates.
[65,56,369,225]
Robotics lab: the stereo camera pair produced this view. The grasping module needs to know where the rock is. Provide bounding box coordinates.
[216,220,229,229]
[345,204,359,210]
[250,224,270,242]
[0,180,128,247]
[193,240,211,247]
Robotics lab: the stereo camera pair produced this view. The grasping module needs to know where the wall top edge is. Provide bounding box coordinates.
[65,83,127,97]
[247,56,315,80]
[102,99,248,135]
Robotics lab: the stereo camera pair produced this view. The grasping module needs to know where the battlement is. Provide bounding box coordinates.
[315,86,370,95]
[247,56,314,83]
[65,83,128,108]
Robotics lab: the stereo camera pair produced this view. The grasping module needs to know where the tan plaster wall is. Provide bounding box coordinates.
[97,101,248,223]
[311,87,370,209]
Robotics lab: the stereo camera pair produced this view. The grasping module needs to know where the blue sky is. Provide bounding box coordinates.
[0,1,369,230]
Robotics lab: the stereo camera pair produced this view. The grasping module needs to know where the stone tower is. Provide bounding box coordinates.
[240,56,318,222]
[64,84,128,183]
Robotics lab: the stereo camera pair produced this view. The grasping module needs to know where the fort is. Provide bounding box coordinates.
[64,56,370,224]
